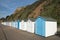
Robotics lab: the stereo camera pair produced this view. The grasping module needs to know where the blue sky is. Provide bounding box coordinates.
[0,0,37,18]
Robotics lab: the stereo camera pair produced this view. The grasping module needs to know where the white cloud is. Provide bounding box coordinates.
[0,3,14,10]
[1,3,10,8]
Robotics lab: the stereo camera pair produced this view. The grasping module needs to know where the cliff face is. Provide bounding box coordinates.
[0,0,60,26]
[41,0,60,26]
[6,0,44,21]
[28,1,47,18]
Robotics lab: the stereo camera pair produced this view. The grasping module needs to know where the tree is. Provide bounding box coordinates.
[6,15,10,21]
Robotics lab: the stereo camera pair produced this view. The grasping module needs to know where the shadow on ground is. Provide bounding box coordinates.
[56,32,60,37]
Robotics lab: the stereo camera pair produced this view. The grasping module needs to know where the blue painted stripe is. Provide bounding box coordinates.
[18,21,19,29]
[17,20,20,29]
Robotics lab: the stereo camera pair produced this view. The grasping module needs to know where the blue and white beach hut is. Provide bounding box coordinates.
[20,20,27,31]
[14,20,20,29]
[11,20,20,29]
[35,16,57,37]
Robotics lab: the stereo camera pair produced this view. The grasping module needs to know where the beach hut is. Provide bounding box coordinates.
[11,22,16,28]
[6,22,9,26]
[8,22,11,26]
[14,20,20,29]
[35,16,57,37]
[3,22,6,25]
[26,18,35,33]
[1,22,4,25]
[20,20,27,31]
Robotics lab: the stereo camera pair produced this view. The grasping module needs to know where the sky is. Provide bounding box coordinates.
[0,0,37,18]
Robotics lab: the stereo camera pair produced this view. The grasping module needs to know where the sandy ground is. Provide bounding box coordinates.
[0,24,60,40]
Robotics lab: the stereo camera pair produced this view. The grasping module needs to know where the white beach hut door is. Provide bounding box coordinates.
[6,22,8,26]
[20,20,26,31]
[27,20,34,33]
[15,22,18,28]
[4,22,6,25]
[9,22,11,26]
[12,22,15,27]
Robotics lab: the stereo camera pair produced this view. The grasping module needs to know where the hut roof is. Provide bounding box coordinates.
[37,16,57,21]
[20,16,56,22]
[28,18,36,22]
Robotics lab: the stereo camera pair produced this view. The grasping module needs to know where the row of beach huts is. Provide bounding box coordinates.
[1,16,57,37]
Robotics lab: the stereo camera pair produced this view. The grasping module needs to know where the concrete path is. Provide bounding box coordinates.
[0,27,6,40]
[0,24,60,40]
